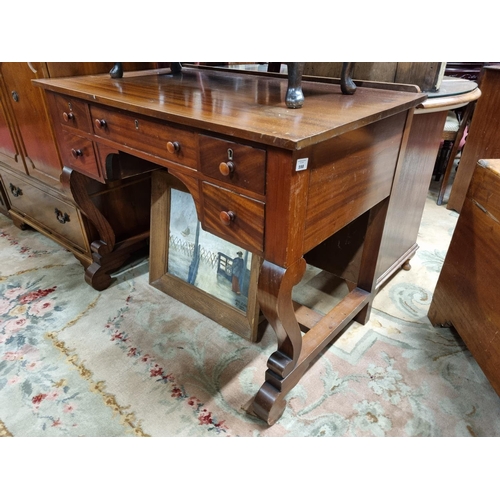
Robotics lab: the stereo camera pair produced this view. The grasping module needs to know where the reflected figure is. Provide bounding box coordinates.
[231,251,244,295]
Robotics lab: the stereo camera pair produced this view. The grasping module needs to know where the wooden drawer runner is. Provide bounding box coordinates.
[199,135,266,195]
[89,104,198,168]
[2,171,86,249]
[202,182,264,254]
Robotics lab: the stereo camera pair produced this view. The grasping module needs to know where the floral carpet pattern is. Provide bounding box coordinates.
[1,193,500,437]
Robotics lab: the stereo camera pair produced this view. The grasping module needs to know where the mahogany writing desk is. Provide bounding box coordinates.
[34,67,425,425]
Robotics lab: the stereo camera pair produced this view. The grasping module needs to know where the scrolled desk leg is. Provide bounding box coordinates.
[252,258,306,425]
[61,166,117,290]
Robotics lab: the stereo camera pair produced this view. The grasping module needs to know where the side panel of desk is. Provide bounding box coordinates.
[305,109,447,287]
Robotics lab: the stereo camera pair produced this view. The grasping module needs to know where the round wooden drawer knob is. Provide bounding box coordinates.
[219,161,235,176]
[219,210,236,226]
[71,148,83,158]
[167,141,181,154]
[94,118,107,129]
[63,112,74,122]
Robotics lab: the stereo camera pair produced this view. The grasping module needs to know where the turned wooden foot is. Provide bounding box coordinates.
[402,259,412,271]
[11,216,29,231]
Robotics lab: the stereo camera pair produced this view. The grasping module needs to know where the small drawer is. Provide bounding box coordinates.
[49,92,92,133]
[202,182,264,254]
[89,104,198,169]
[59,130,101,180]
[200,135,266,195]
[2,171,87,250]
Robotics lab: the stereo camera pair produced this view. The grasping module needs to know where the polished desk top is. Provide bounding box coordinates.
[34,67,426,150]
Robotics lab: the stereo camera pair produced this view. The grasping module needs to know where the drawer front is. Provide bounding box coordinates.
[202,182,264,254]
[200,135,266,195]
[50,92,92,133]
[0,174,10,215]
[89,104,198,168]
[2,171,87,249]
[59,130,101,180]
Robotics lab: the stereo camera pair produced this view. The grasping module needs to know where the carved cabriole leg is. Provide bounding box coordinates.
[252,257,307,425]
[285,63,305,109]
[341,62,357,95]
[110,63,123,79]
[170,63,183,74]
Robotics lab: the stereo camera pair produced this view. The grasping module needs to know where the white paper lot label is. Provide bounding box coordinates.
[296,158,309,171]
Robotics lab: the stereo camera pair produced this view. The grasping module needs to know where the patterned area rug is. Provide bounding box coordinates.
[1,193,500,437]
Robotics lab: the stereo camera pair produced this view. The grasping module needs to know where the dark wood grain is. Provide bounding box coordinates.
[201,181,265,254]
[59,130,100,180]
[199,134,266,195]
[303,112,407,253]
[89,103,198,168]
[1,63,61,185]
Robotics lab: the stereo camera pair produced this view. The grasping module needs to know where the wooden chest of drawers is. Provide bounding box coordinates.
[0,62,155,274]
[1,168,88,252]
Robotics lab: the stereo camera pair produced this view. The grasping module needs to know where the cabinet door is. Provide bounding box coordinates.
[0,85,26,173]
[1,62,62,186]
